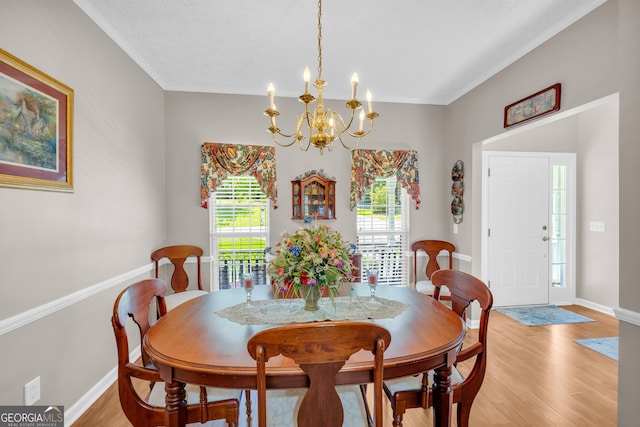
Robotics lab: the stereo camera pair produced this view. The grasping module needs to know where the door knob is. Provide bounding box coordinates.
[542,236,549,241]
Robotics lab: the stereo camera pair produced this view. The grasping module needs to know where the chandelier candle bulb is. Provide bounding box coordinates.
[366,89,373,113]
[303,67,311,94]
[351,73,359,99]
[267,83,275,109]
[358,110,365,132]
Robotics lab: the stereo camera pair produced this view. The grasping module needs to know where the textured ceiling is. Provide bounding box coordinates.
[74,0,605,105]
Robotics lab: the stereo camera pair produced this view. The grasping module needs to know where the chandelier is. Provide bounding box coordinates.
[264,0,379,155]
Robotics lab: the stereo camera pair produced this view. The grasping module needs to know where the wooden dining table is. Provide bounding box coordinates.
[143,283,466,427]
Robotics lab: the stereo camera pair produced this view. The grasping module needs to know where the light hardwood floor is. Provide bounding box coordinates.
[73,305,617,427]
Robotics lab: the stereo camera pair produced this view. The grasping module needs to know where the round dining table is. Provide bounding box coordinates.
[143,283,466,427]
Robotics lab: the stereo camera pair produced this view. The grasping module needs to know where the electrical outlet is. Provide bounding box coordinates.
[24,376,40,406]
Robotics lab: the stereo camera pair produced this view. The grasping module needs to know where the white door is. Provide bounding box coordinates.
[485,154,550,306]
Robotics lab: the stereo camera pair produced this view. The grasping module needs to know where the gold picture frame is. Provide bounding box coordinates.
[0,48,73,192]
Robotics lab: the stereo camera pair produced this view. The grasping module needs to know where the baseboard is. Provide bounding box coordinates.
[64,346,141,427]
[466,318,480,329]
[574,298,615,316]
[614,307,640,327]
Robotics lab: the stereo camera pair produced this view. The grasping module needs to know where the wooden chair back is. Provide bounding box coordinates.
[247,321,391,427]
[112,279,238,426]
[412,240,455,286]
[431,269,493,425]
[151,245,203,293]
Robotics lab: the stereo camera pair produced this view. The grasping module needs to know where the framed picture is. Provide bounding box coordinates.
[0,48,73,192]
[504,83,561,128]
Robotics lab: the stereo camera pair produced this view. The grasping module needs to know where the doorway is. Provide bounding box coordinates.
[482,151,576,307]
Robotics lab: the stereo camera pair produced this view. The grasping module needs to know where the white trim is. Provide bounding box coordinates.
[0,257,210,337]
[0,264,153,336]
[64,346,141,427]
[466,318,480,329]
[453,252,472,263]
[574,298,615,316]
[410,250,472,264]
[614,307,640,327]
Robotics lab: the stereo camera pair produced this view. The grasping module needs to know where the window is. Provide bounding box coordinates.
[551,165,567,288]
[356,176,409,286]
[209,176,270,290]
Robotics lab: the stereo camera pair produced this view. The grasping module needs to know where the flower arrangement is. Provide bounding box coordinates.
[267,218,354,300]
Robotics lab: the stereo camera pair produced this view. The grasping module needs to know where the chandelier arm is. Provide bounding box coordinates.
[331,110,356,134]
[269,111,308,139]
[298,138,312,151]
[341,120,375,139]
[334,132,359,150]
[304,106,314,129]
[271,134,299,148]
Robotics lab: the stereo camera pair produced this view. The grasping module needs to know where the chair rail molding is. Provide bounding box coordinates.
[409,250,472,263]
[0,257,212,336]
[0,264,153,336]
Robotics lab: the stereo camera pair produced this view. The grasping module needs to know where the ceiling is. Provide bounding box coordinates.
[74,0,605,105]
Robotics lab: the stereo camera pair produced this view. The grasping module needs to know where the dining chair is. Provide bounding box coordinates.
[383,270,493,427]
[151,244,209,311]
[412,240,455,297]
[111,278,241,426]
[247,321,391,427]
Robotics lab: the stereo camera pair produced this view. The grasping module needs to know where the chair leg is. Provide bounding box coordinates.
[243,389,252,424]
[391,398,407,427]
[359,384,374,427]
[456,399,473,427]
[226,406,239,427]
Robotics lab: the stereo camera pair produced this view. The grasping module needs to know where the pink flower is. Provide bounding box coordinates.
[278,267,284,276]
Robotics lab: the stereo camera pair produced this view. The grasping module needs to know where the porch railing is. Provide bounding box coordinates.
[218,249,268,289]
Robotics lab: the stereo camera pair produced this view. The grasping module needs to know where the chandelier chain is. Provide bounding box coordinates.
[317,0,323,80]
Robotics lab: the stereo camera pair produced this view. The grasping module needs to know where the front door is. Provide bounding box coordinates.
[485,154,550,306]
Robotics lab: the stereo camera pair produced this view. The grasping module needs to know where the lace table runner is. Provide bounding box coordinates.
[215,296,409,325]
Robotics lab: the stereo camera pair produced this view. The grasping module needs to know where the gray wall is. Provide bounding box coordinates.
[617,0,640,423]
[480,97,620,310]
[164,92,450,255]
[2,0,638,425]
[446,0,619,263]
[577,100,619,309]
[0,0,165,412]
[446,0,640,424]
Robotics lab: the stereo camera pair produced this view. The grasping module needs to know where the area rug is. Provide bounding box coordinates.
[496,305,595,326]
[575,337,619,361]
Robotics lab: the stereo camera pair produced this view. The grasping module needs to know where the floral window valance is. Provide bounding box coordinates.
[200,142,278,208]
[350,149,420,210]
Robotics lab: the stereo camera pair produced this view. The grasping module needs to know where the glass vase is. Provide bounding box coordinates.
[300,285,321,311]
